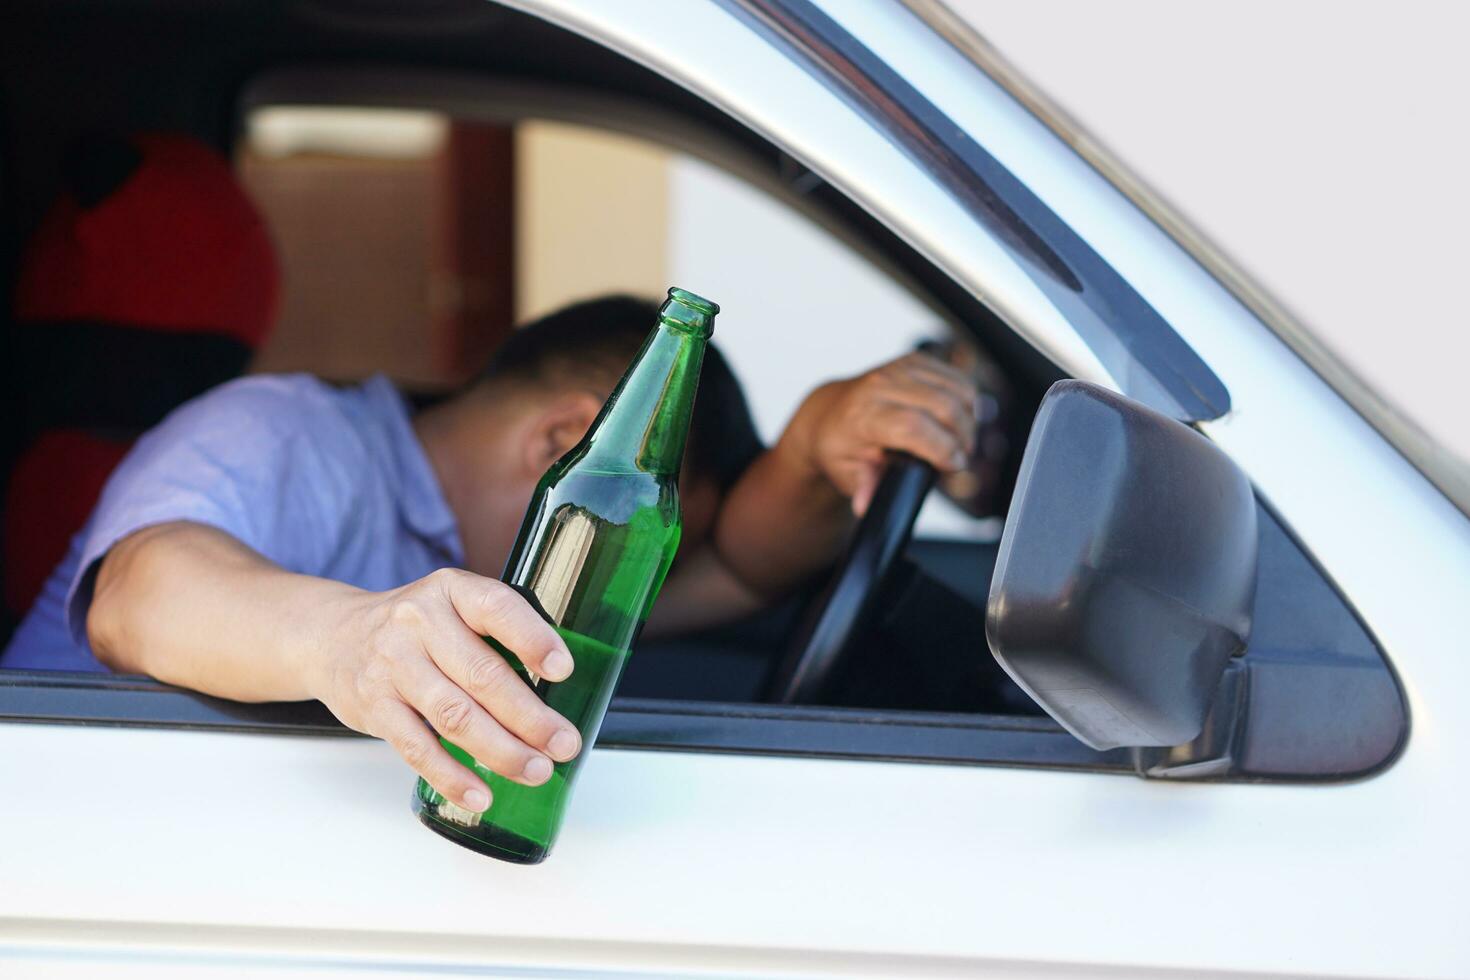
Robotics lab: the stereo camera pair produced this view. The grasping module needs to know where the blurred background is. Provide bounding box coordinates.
[239,110,934,448]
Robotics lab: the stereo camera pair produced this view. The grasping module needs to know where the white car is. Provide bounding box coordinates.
[2,0,1465,977]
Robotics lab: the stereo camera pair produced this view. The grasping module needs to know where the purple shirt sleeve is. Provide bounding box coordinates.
[64,375,369,644]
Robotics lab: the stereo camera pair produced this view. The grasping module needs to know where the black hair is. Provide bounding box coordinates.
[482,295,764,491]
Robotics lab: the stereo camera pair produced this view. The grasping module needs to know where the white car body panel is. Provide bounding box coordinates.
[3,0,1467,977]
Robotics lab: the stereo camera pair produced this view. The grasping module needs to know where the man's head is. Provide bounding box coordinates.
[416,296,762,575]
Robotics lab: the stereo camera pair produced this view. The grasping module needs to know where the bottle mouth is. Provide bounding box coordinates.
[659,286,719,335]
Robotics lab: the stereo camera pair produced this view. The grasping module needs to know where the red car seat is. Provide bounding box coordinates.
[4,133,279,616]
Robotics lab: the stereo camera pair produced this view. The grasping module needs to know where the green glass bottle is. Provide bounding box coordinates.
[412,286,718,863]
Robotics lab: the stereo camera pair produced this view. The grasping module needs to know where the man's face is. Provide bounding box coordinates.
[448,386,723,578]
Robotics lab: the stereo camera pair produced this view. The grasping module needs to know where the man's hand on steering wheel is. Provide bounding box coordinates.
[758,347,982,703]
[775,350,981,516]
[696,346,983,632]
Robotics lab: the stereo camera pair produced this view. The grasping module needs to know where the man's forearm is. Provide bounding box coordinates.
[711,439,853,600]
[709,351,977,601]
[644,544,765,637]
[87,522,356,702]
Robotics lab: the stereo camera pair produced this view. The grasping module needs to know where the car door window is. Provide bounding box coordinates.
[0,52,1400,782]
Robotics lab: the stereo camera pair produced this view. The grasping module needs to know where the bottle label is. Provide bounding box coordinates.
[527,508,597,627]
[435,799,483,828]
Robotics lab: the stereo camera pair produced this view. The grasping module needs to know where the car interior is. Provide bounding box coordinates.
[0,0,1064,721]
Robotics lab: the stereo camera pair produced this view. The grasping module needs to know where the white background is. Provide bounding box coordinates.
[949,0,1470,463]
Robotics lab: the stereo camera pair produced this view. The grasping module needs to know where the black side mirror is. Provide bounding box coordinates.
[986,381,1257,750]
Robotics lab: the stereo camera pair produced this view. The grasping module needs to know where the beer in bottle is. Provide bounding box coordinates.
[412,286,717,863]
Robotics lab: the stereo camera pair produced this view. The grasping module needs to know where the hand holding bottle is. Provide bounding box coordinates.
[88,521,584,818]
[412,286,717,862]
[308,568,583,815]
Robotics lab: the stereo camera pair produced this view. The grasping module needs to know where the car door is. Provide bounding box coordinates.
[3,1,1468,978]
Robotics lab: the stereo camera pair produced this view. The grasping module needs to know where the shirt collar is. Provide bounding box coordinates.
[361,374,464,564]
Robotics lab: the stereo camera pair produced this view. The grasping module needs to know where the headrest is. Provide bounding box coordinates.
[14,132,279,348]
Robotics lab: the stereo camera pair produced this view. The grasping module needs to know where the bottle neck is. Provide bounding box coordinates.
[578,320,708,479]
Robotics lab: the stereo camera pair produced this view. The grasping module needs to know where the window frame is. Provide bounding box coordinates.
[0,42,1403,785]
[0,667,1133,772]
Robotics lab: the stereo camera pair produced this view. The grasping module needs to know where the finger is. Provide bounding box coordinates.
[863,400,968,473]
[852,465,880,518]
[876,382,978,457]
[374,699,496,813]
[901,356,982,415]
[436,569,574,682]
[392,645,561,783]
[901,350,975,389]
[425,611,582,764]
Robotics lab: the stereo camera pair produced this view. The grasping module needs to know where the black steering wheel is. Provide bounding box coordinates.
[765,450,936,703]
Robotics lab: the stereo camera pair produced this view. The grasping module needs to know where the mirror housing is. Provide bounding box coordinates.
[986,381,1257,750]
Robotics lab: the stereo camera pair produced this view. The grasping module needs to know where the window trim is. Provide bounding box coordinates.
[0,668,1134,771]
